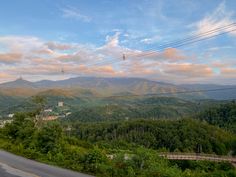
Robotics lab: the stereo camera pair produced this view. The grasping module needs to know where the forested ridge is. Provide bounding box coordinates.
[196,101,236,134]
[74,119,236,155]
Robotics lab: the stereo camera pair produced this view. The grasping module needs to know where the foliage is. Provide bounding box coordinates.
[0,112,235,176]
[35,122,63,153]
[196,101,236,134]
[74,119,236,155]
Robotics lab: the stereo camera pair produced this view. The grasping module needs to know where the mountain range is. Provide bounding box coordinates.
[0,77,235,100]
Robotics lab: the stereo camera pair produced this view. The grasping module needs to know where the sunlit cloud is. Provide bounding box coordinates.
[0,53,22,63]
[163,63,214,77]
[0,31,234,84]
[220,67,236,77]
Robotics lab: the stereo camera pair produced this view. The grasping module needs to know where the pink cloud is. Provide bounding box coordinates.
[0,33,234,84]
[220,67,236,77]
[125,47,187,62]
[0,53,22,63]
[0,72,16,83]
[160,48,186,60]
[163,63,214,77]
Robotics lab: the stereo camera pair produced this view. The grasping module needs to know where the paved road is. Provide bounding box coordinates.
[0,150,94,177]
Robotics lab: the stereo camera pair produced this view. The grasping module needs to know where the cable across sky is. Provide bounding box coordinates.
[79,22,236,69]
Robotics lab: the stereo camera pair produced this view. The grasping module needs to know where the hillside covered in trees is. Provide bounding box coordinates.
[73,119,236,155]
[0,112,235,177]
[0,94,236,177]
[196,101,236,134]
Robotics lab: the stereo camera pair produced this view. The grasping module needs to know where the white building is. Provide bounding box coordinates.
[8,113,14,118]
[58,101,64,107]
[44,109,53,112]
[0,119,13,128]
[66,112,71,116]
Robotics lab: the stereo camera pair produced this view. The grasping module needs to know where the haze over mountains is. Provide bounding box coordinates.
[0,77,235,100]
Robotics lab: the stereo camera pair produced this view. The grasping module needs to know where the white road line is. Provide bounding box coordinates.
[0,161,40,177]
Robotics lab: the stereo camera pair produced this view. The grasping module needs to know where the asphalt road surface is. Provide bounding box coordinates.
[0,150,93,177]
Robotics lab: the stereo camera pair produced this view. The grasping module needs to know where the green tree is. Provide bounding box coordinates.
[4,113,35,146]
[35,122,63,153]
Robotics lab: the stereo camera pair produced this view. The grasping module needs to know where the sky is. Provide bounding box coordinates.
[0,0,236,84]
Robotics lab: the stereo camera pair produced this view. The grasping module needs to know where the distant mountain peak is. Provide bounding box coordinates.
[0,77,35,89]
[15,77,28,82]
[17,76,23,80]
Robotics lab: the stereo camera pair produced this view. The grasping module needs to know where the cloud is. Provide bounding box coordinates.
[206,46,233,52]
[124,48,187,62]
[80,65,120,76]
[211,61,231,68]
[0,32,233,84]
[7,63,121,78]
[0,72,12,78]
[0,72,16,83]
[160,48,186,61]
[123,60,160,76]
[121,60,215,82]
[45,41,75,51]
[98,32,139,60]
[61,6,91,22]
[0,53,22,63]
[0,36,42,53]
[220,67,236,77]
[98,33,187,63]
[105,32,120,47]
[192,2,236,36]
[0,33,201,83]
[57,46,102,64]
[0,36,77,64]
[0,36,55,58]
[163,63,214,78]
[140,35,161,44]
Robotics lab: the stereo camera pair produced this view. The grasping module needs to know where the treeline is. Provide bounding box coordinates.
[66,97,226,122]
[74,119,236,155]
[0,113,236,176]
[196,101,236,134]
[68,103,198,122]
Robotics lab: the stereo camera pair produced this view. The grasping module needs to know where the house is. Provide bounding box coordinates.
[8,113,14,118]
[58,101,64,107]
[44,109,53,113]
[66,112,72,116]
[0,119,13,128]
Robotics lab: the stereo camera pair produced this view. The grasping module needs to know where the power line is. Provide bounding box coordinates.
[126,26,236,59]
[157,23,236,48]
[65,22,236,81]
[127,22,236,57]
[82,23,236,68]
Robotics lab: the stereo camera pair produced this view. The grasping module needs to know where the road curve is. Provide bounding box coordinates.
[0,150,94,177]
